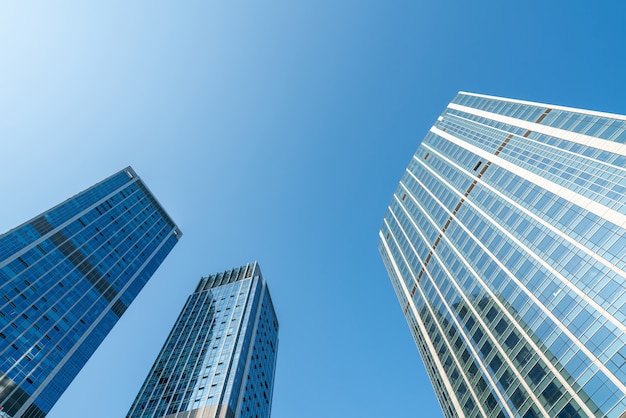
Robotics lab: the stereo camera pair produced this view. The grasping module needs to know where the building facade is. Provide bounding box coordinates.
[0,167,182,418]
[379,93,626,418]
[126,262,278,418]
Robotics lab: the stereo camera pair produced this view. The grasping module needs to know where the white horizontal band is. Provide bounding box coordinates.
[448,102,626,157]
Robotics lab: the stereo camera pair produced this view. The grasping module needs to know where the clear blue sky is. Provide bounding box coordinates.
[1,1,626,417]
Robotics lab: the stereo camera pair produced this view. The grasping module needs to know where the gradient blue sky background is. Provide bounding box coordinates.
[2,2,626,417]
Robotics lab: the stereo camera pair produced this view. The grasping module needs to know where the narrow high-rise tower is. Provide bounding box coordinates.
[379,93,626,418]
[127,262,278,418]
[0,167,181,418]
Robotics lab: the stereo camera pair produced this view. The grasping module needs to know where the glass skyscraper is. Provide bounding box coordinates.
[379,93,626,418]
[126,262,278,418]
[0,167,182,418]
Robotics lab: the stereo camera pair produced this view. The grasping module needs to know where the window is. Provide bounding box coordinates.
[489,354,502,372]
[505,332,520,350]
[486,307,498,322]
[542,382,562,405]
[556,403,581,418]
[495,318,508,334]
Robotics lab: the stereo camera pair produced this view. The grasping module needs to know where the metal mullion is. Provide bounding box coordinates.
[412,149,612,415]
[387,206,504,417]
[396,179,549,416]
[380,225,468,418]
[15,225,176,417]
[0,199,157,363]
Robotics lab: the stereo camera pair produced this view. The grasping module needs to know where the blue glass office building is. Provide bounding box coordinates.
[127,262,278,418]
[379,93,626,418]
[0,167,181,418]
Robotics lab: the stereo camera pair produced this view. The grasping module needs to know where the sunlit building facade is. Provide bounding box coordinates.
[127,262,278,418]
[379,92,626,418]
[0,167,182,418]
